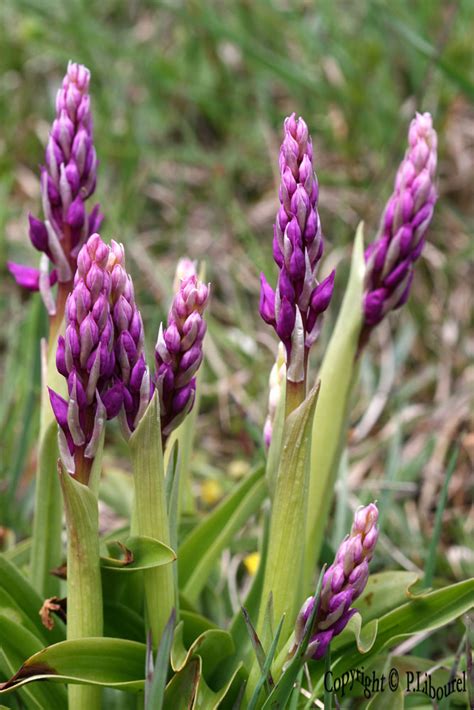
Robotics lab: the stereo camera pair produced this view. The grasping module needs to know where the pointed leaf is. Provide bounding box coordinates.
[0,615,67,708]
[0,638,147,694]
[145,610,176,710]
[101,535,176,572]
[171,623,234,680]
[163,657,200,709]
[0,554,65,645]
[257,383,320,651]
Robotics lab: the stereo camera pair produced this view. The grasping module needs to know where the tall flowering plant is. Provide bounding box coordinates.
[1,66,472,710]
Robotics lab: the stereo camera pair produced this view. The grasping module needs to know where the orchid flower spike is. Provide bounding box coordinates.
[259,113,335,383]
[155,272,210,441]
[292,503,379,661]
[8,61,103,313]
[362,112,437,339]
[49,234,121,481]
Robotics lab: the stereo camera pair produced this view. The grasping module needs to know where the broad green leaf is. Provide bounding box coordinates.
[196,663,245,709]
[101,535,176,572]
[171,624,235,680]
[0,554,65,645]
[353,571,420,624]
[129,392,174,648]
[103,601,145,642]
[0,615,67,708]
[164,657,200,709]
[256,384,320,652]
[145,610,175,710]
[179,466,266,603]
[366,685,404,710]
[304,224,365,590]
[0,638,147,694]
[181,611,218,643]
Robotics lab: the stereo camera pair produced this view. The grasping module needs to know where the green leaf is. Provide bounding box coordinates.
[103,601,145,642]
[101,535,176,572]
[304,224,365,590]
[171,623,235,680]
[353,571,420,624]
[163,656,200,709]
[196,663,245,709]
[0,553,65,645]
[0,615,67,708]
[129,392,175,648]
[248,614,285,709]
[256,383,320,652]
[179,465,266,604]
[366,684,404,710]
[0,638,147,695]
[145,610,176,710]
[180,611,218,643]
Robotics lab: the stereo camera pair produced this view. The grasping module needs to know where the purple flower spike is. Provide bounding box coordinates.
[362,113,437,335]
[154,272,210,441]
[49,234,118,481]
[292,502,378,661]
[260,114,334,382]
[107,240,150,437]
[10,62,103,315]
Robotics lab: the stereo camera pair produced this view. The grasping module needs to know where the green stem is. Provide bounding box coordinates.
[130,394,175,649]
[285,379,305,419]
[60,465,103,710]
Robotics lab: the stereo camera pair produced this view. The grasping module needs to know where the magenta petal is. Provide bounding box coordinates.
[8,262,57,291]
[48,388,69,429]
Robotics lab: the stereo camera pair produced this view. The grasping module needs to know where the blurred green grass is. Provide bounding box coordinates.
[0,0,472,599]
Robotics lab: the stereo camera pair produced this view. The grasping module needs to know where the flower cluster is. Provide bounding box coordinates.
[293,503,379,660]
[155,274,210,439]
[363,113,437,330]
[8,62,102,312]
[49,234,121,479]
[107,241,150,436]
[260,114,335,382]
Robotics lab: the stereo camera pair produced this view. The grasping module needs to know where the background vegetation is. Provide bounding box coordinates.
[1,0,473,660]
